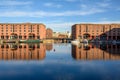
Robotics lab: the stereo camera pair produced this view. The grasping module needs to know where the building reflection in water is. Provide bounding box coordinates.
[0,43,46,60]
[72,44,120,60]
[45,43,53,51]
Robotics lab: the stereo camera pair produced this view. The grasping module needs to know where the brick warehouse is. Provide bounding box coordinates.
[72,24,120,41]
[0,23,46,40]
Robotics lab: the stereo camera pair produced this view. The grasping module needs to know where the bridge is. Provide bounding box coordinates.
[52,38,72,43]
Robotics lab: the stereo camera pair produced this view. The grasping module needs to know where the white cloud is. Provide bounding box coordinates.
[65,0,77,2]
[0,0,32,6]
[43,2,62,8]
[46,23,73,28]
[45,21,120,32]
[97,2,110,8]
[100,18,108,21]
[90,20,119,23]
[46,21,120,28]
[80,4,87,9]
[0,8,105,17]
[55,0,78,2]
[79,1,110,10]
[103,0,111,2]
[116,8,120,11]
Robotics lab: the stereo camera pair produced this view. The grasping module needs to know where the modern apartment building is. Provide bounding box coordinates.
[0,23,46,40]
[72,24,120,40]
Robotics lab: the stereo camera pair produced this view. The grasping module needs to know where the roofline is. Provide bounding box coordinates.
[72,23,120,25]
[0,22,46,27]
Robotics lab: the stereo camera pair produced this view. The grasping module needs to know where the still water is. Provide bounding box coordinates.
[0,43,120,80]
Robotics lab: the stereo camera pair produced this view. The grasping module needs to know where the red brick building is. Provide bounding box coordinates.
[72,24,120,40]
[0,23,46,40]
[46,28,53,39]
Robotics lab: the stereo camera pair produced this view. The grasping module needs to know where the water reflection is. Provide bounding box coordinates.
[0,43,120,80]
[45,43,53,51]
[0,43,51,60]
[72,44,120,60]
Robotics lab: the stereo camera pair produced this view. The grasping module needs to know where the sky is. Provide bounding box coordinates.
[0,0,120,32]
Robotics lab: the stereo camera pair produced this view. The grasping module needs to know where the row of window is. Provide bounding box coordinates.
[79,32,120,35]
[1,30,39,32]
[0,36,40,39]
[79,30,120,32]
[0,27,40,29]
[1,27,38,29]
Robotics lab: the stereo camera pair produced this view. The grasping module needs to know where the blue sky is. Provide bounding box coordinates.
[0,0,120,32]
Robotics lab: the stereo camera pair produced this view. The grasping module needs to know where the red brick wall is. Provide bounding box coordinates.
[0,23,46,40]
[46,28,53,39]
[72,24,120,40]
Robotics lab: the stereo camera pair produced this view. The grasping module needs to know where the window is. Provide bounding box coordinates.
[37,26,39,29]
[24,36,26,39]
[19,36,22,39]
[37,36,40,39]
[1,36,4,39]
[79,30,81,32]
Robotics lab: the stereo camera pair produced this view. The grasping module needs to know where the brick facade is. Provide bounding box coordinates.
[72,24,120,40]
[46,28,53,39]
[0,23,46,40]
